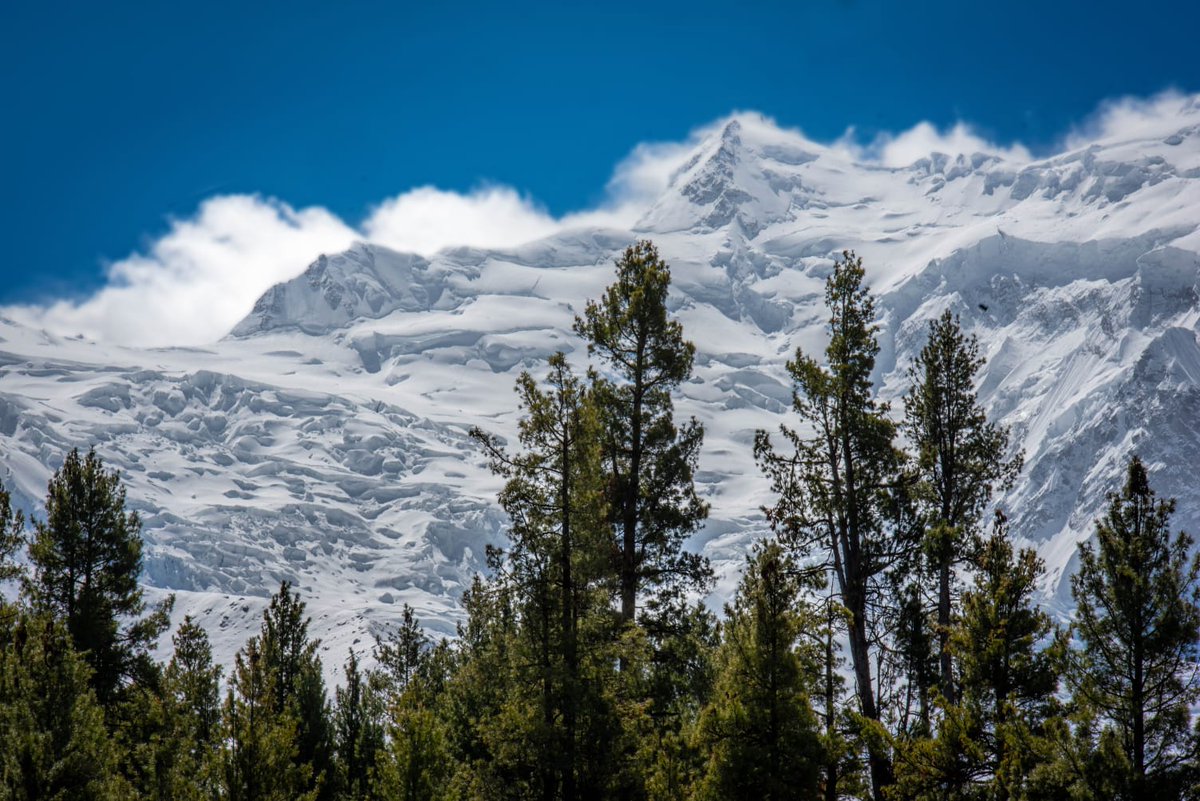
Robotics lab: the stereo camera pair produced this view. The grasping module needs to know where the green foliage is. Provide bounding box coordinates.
[25,447,173,708]
[957,512,1060,797]
[468,352,623,799]
[0,480,24,583]
[376,702,450,801]
[166,616,224,749]
[755,250,907,800]
[224,582,333,801]
[155,616,226,800]
[903,309,1021,706]
[369,603,457,801]
[1068,456,1200,797]
[335,649,385,800]
[637,596,718,799]
[374,604,429,703]
[892,511,1061,800]
[262,581,337,800]
[0,606,126,800]
[573,239,711,625]
[694,540,823,801]
[1023,711,1131,801]
[116,616,225,800]
[224,634,314,801]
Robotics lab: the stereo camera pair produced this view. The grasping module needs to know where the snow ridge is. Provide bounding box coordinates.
[3,102,1200,670]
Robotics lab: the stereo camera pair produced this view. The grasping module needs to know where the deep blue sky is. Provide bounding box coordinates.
[2,0,1197,304]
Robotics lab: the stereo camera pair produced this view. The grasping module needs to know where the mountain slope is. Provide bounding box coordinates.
[3,103,1200,668]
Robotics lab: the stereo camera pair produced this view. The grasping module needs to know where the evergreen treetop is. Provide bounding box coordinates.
[903,309,1022,705]
[25,447,173,708]
[1069,455,1200,795]
[0,479,24,583]
[573,239,710,625]
[695,539,823,801]
[755,250,908,801]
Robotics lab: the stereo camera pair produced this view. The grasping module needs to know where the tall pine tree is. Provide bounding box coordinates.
[224,582,333,801]
[151,617,225,801]
[694,539,823,801]
[1068,456,1200,797]
[892,511,1061,800]
[334,649,385,800]
[573,240,710,627]
[0,609,126,800]
[25,448,173,708]
[373,603,429,703]
[755,251,909,800]
[471,351,619,800]
[903,309,1020,706]
[259,581,337,800]
[224,635,312,801]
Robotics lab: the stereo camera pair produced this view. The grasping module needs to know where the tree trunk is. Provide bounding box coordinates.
[824,598,840,801]
[938,554,955,705]
[619,354,645,627]
[561,435,578,801]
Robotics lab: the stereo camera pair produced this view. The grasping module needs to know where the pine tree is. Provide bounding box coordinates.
[167,617,223,752]
[694,540,823,801]
[0,478,24,583]
[573,239,711,627]
[334,649,385,800]
[637,597,718,800]
[1068,456,1200,797]
[371,606,456,800]
[440,575,520,797]
[470,351,618,800]
[258,581,337,801]
[25,447,173,708]
[0,607,126,800]
[373,603,429,703]
[156,616,225,801]
[222,583,334,801]
[755,251,908,800]
[223,635,312,801]
[892,511,1061,800]
[375,700,450,801]
[903,310,1021,706]
[957,511,1059,796]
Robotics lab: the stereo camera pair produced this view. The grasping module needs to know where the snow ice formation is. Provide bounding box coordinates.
[3,99,1200,674]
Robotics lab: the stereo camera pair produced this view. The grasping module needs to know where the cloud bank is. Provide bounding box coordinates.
[1065,89,1200,149]
[853,121,1033,168]
[8,91,1197,347]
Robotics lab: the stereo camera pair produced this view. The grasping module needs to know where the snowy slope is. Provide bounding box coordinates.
[3,99,1200,671]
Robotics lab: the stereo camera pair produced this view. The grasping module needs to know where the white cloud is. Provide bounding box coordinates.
[7,134,697,348]
[841,121,1032,168]
[363,186,561,255]
[10,196,358,347]
[1064,89,1200,149]
[8,92,1197,347]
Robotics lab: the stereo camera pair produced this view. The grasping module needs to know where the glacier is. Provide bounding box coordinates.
[3,99,1200,673]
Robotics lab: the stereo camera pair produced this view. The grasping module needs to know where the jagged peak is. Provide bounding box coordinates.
[229,243,442,338]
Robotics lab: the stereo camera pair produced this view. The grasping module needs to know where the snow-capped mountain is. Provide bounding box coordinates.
[4,100,1200,671]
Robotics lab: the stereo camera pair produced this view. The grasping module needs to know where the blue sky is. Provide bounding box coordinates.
[2,0,1198,312]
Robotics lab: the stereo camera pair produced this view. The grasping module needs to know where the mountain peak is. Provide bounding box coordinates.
[230,244,446,337]
[637,114,813,236]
